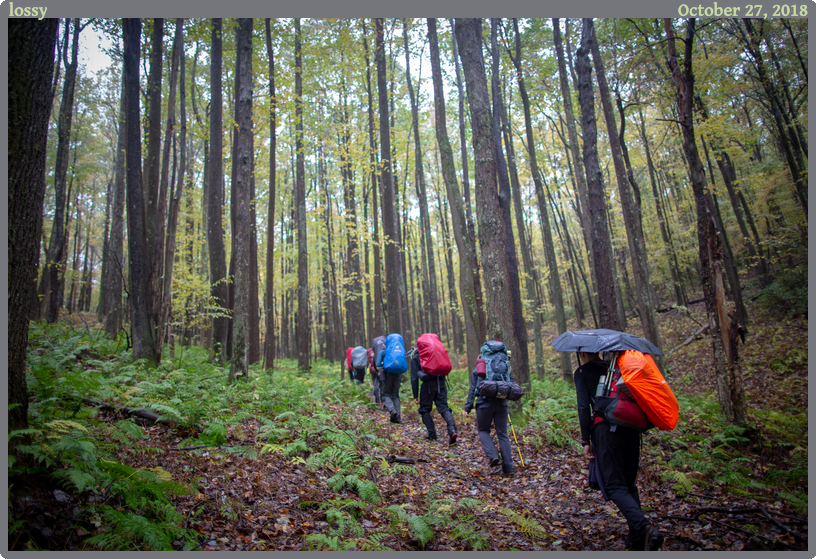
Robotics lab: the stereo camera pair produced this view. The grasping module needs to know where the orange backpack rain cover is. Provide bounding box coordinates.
[617,350,679,430]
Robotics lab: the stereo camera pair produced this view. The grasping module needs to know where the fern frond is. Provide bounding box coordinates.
[502,507,550,541]
[662,470,695,492]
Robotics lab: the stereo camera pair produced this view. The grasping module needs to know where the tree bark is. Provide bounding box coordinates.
[208,19,229,360]
[230,18,254,381]
[9,17,58,432]
[490,19,530,388]
[553,18,594,286]
[664,18,747,423]
[508,18,571,379]
[575,19,621,331]
[376,18,405,337]
[587,19,663,360]
[428,18,482,371]
[161,19,186,358]
[450,19,486,344]
[404,19,440,336]
[40,18,81,323]
[102,76,127,336]
[294,19,311,372]
[124,18,159,367]
[264,18,277,372]
[455,18,525,392]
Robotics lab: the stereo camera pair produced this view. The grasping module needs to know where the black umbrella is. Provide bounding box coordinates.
[549,328,664,356]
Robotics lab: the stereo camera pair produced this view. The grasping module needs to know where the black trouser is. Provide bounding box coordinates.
[371,370,382,404]
[476,398,513,473]
[418,376,456,438]
[381,373,402,419]
[351,367,366,384]
[592,421,648,541]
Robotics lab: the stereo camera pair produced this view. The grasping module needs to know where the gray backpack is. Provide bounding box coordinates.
[351,346,368,369]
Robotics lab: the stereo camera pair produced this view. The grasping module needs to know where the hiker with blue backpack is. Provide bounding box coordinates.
[464,340,523,476]
[410,333,458,445]
[375,333,408,423]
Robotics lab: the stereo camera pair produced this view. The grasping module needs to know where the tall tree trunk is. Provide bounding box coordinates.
[490,19,530,384]
[499,68,545,377]
[208,19,229,360]
[100,74,128,336]
[450,18,486,344]
[40,18,81,323]
[586,19,663,359]
[264,18,277,372]
[124,18,159,366]
[665,18,747,423]
[361,19,384,339]
[508,18,571,379]
[575,19,621,331]
[553,18,594,286]
[154,17,182,355]
[294,18,311,372]
[455,18,527,395]
[376,18,405,337]
[340,82,365,346]
[143,19,164,353]
[635,104,687,307]
[230,18,254,381]
[428,18,481,371]
[162,19,186,358]
[9,16,58,431]
[404,19,440,336]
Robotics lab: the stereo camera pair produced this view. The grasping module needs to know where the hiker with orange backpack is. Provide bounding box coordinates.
[574,349,668,551]
[552,328,678,551]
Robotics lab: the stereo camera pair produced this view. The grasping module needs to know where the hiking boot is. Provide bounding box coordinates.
[490,457,501,468]
[644,526,664,551]
[425,433,438,440]
[390,412,402,424]
[449,432,457,445]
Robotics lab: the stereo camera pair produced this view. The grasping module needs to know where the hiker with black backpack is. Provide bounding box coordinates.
[574,351,664,551]
[410,334,458,445]
[464,340,519,476]
[376,333,408,423]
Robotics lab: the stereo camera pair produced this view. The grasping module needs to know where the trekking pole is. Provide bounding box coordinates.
[508,415,525,468]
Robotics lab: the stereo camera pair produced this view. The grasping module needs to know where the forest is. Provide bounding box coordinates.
[7,17,808,551]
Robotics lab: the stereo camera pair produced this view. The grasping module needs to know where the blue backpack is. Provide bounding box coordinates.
[383,333,407,375]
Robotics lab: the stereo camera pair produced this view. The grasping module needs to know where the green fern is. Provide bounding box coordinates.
[662,470,695,492]
[387,504,433,548]
[502,507,551,542]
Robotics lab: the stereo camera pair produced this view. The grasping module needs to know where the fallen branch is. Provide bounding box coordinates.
[75,394,177,426]
[666,324,709,357]
[372,454,428,464]
[169,442,256,451]
[657,298,704,312]
[662,506,806,548]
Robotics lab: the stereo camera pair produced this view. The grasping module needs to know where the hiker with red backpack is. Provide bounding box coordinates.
[410,333,457,445]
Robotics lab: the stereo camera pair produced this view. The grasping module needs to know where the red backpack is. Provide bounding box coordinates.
[345,347,353,370]
[416,333,452,377]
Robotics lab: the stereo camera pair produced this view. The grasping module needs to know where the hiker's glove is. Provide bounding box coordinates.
[464,405,472,414]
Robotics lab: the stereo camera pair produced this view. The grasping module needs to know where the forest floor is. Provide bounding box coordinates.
[11,294,809,551]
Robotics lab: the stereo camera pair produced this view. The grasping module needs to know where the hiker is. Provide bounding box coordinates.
[344,347,355,382]
[376,333,407,423]
[574,351,664,551]
[464,340,514,475]
[367,347,381,404]
[350,346,368,385]
[410,336,457,445]
[371,336,386,406]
